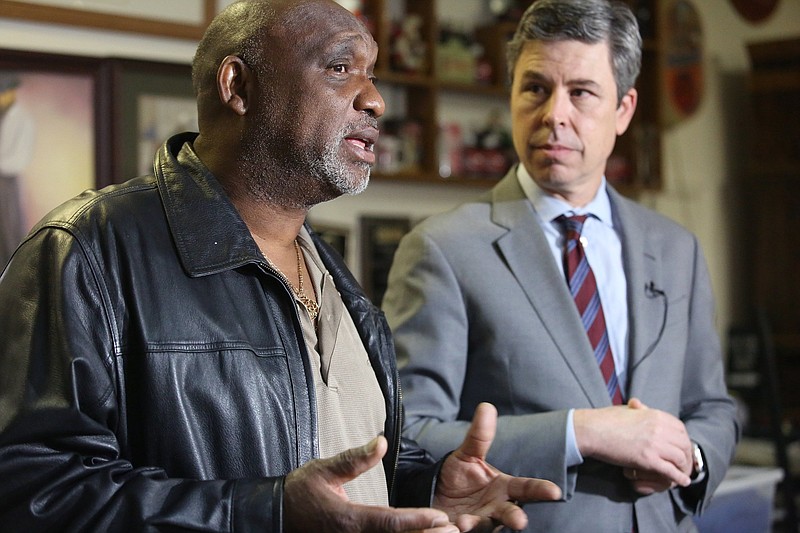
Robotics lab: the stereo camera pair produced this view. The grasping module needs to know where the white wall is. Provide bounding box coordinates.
[0,18,198,63]
[1,0,799,336]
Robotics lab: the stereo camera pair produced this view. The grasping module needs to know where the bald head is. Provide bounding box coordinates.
[191,0,363,102]
[192,0,272,99]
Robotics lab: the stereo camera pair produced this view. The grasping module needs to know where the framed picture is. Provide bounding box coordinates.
[103,58,197,184]
[311,222,350,262]
[0,0,216,40]
[359,216,410,305]
[0,49,105,266]
[660,0,704,125]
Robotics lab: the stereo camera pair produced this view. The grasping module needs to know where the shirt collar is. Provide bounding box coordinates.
[516,165,614,227]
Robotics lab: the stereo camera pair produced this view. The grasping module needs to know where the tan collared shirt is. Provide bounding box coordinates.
[294,228,389,506]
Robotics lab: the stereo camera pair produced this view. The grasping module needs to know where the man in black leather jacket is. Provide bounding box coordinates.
[0,1,559,531]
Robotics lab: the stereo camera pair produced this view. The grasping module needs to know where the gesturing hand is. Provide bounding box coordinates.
[433,402,562,532]
[284,437,460,533]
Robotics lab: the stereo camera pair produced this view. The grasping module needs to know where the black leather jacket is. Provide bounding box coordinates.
[0,133,439,532]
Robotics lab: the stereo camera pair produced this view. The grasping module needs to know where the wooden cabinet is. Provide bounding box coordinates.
[359,0,663,193]
[744,37,800,421]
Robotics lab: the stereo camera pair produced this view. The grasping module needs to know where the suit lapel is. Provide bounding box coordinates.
[491,171,614,407]
[608,188,667,398]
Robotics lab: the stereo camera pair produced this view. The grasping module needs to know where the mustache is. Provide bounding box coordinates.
[346,115,379,133]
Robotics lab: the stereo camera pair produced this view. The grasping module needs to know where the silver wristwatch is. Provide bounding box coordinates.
[690,442,707,484]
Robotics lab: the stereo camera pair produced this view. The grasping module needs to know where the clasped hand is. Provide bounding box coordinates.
[575,397,694,495]
[284,402,561,532]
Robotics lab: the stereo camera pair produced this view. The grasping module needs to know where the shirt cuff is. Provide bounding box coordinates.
[566,408,584,467]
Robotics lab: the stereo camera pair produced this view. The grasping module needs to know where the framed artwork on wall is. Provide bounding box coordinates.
[0,49,105,267]
[660,0,704,125]
[359,216,410,305]
[0,0,216,40]
[311,222,350,263]
[103,58,197,185]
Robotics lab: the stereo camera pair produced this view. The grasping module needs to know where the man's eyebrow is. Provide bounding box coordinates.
[567,78,602,89]
[326,34,366,56]
[519,71,602,90]
[519,70,550,82]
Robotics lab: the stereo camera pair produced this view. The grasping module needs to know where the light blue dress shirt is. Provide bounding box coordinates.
[517,165,629,467]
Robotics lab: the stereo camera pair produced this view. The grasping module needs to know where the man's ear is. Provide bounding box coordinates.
[615,87,638,136]
[217,55,251,116]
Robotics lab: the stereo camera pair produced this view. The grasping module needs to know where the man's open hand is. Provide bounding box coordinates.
[433,402,562,532]
[284,437,459,532]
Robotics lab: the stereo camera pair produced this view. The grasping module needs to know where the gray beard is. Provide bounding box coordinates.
[308,132,371,197]
[240,125,371,210]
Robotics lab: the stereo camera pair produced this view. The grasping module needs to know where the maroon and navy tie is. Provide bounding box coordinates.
[557,214,623,405]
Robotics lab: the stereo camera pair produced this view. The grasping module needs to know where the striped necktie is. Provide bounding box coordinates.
[557,214,623,405]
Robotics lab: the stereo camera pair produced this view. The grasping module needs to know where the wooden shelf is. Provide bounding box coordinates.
[364,0,663,192]
[375,70,434,87]
[435,80,508,97]
[372,170,500,188]
[376,70,509,96]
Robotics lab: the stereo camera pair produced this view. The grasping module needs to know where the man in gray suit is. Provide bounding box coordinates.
[382,0,739,531]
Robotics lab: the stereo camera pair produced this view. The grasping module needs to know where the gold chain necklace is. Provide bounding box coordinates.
[265,239,320,320]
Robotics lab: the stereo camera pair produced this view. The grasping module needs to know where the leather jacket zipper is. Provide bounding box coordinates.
[390,370,402,500]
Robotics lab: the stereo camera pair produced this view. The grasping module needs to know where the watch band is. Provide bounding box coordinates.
[690,442,707,484]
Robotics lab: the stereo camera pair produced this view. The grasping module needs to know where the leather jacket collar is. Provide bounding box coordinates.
[156,132,263,277]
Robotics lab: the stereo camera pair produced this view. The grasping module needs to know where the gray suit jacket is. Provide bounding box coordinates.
[383,169,739,532]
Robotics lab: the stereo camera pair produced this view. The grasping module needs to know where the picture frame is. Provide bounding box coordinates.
[0,0,216,40]
[359,216,411,305]
[103,58,196,185]
[311,222,350,263]
[0,49,105,266]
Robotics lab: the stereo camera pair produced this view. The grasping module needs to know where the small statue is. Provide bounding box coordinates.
[391,14,427,73]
